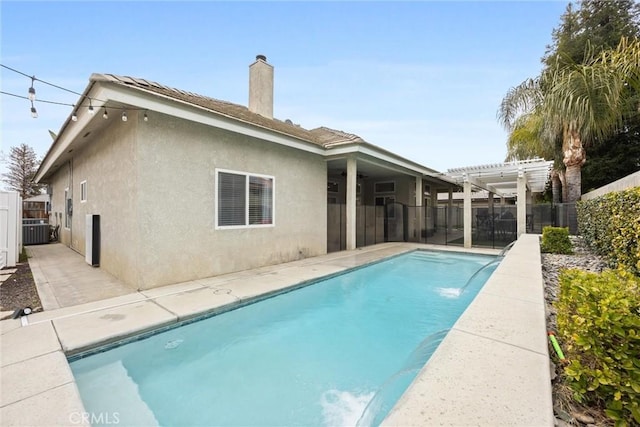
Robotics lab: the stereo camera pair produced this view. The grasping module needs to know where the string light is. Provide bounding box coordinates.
[28,77,36,101]
[1,64,151,122]
[0,90,72,106]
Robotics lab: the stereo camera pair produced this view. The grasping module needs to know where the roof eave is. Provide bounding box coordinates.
[34,80,99,183]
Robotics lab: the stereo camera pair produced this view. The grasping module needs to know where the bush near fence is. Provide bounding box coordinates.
[577,187,640,276]
[540,226,573,254]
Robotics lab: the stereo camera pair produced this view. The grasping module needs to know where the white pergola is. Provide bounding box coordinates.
[445,158,553,247]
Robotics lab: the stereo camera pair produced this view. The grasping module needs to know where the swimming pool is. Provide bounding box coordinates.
[69,250,499,427]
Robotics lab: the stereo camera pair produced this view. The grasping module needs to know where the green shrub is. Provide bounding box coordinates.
[540,226,573,254]
[578,187,640,275]
[556,268,640,426]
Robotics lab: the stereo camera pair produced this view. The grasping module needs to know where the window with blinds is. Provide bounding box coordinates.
[217,170,274,228]
[249,176,273,225]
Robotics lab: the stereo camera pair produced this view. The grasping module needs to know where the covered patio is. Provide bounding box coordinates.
[326,154,553,251]
[324,143,460,252]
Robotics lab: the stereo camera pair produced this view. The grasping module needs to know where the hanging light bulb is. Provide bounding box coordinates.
[102,108,108,119]
[121,111,127,122]
[88,100,95,116]
[71,111,78,122]
[143,111,148,122]
[28,76,36,101]
[30,106,38,118]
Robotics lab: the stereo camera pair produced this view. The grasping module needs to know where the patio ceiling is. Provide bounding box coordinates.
[326,154,459,190]
[446,158,554,197]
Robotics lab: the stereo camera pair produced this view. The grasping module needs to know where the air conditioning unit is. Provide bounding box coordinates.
[85,214,100,266]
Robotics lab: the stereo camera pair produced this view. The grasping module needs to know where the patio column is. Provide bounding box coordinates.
[527,189,533,233]
[487,191,494,215]
[346,156,357,250]
[463,180,472,248]
[447,188,453,233]
[517,170,527,237]
[430,190,437,237]
[415,176,423,242]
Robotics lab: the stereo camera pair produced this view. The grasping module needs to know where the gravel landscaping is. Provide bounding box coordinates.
[0,261,43,320]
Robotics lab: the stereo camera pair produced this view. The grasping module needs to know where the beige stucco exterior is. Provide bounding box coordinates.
[49,114,140,287]
[47,111,326,290]
[37,67,462,291]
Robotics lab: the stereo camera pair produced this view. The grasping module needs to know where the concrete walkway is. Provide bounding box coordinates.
[27,244,135,310]
[1,239,554,426]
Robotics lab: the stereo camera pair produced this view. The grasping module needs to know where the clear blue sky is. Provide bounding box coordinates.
[1,0,569,186]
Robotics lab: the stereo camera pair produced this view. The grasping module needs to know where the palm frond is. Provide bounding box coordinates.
[497,77,543,131]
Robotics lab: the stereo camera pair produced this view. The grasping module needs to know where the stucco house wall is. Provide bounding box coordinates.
[37,61,460,289]
[48,111,327,290]
[49,115,140,289]
[361,175,415,206]
[133,112,327,289]
[49,167,69,244]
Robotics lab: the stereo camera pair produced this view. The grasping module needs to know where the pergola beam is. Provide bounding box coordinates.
[464,174,505,197]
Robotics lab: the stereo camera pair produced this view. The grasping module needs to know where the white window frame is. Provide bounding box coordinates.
[215,168,275,229]
[375,181,395,193]
[80,180,87,203]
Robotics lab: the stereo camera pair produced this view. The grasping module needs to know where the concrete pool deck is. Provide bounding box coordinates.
[0,236,553,426]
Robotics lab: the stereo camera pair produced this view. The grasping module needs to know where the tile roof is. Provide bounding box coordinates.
[91,74,366,148]
[310,127,366,146]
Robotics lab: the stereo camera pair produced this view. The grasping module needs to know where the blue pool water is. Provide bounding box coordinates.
[70,250,499,427]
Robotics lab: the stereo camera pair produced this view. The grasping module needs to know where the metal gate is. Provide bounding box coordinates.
[384,202,407,242]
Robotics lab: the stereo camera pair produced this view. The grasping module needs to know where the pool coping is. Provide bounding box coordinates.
[382,234,554,426]
[0,237,553,426]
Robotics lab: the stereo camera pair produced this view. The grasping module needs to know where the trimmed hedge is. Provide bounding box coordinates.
[540,226,573,254]
[577,187,640,276]
[557,268,640,426]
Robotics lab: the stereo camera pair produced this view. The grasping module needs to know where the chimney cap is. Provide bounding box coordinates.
[256,54,267,62]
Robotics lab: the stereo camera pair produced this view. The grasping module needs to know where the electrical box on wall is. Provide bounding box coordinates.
[85,214,100,267]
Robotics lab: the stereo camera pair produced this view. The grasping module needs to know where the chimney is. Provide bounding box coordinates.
[248,54,274,119]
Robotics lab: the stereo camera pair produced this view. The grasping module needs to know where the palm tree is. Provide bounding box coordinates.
[504,112,565,203]
[498,38,640,203]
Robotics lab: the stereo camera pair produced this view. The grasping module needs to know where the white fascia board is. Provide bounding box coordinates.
[35,85,109,183]
[103,84,326,156]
